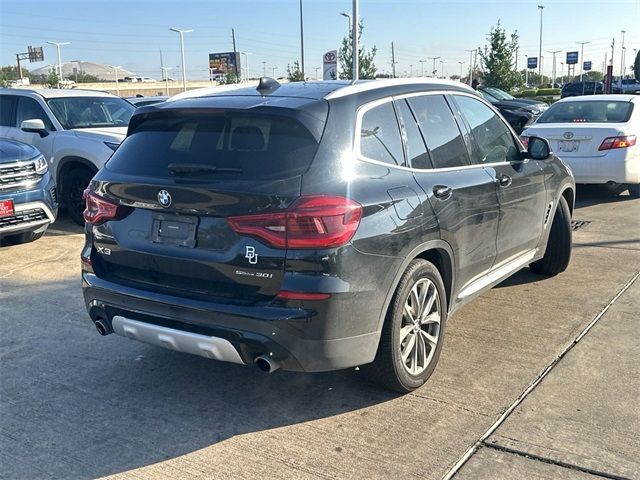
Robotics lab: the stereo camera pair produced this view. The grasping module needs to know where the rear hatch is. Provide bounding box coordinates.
[89,103,327,304]
[526,99,634,158]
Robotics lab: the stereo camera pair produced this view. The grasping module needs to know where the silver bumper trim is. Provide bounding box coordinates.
[111,316,246,365]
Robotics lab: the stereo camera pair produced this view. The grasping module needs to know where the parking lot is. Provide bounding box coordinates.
[0,186,638,480]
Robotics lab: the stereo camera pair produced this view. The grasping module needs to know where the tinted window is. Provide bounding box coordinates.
[106,112,320,181]
[47,97,134,129]
[395,99,432,169]
[408,95,470,169]
[0,95,17,127]
[16,97,54,130]
[537,101,633,124]
[454,95,519,164]
[359,102,404,166]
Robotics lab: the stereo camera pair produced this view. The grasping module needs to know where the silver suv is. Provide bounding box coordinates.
[0,89,135,224]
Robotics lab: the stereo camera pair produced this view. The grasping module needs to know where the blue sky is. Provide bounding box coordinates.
[1,0,639,80]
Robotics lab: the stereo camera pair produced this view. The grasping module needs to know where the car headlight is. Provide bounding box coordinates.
[104,141,120,152]
[33,155,48,174]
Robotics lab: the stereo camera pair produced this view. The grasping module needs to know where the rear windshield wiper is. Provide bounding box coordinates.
[168,163,243,175]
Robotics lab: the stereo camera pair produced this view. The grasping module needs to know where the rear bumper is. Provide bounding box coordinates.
[82,272,380,372]
[560,151,639,185]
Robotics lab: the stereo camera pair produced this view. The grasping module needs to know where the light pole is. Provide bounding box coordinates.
[169,27,193,92]
[419,59,426,77]
[272,66,278,78]
[314,66,320,80]
[409,64,413,77]
[465,49,475,85]
[547,50,560,86]
[560,62,564,85]
[577,41,590,82]
[352,0,359,81]
[439,60,445,78]
[458,61,465,81]
[241,52,252,81]
[537,5,544,83]
[46,41,70,86]
[427,56,440,77]
[620,30,626,86]
[299,0,305,78]
[110,65,122,96]
[524,55,529,86]
[161,67,172,95]
[340,12,352,34]
[262,61,267,77]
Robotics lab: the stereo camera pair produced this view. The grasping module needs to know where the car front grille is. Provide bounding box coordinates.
[0,208,49,230]
[0,161,41,191]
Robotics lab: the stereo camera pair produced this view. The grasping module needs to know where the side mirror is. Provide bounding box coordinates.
[526,136,552,160]
[21,119,49,137]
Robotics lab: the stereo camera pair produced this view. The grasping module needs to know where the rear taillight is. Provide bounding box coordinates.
[228,195,363,249]
[519,135,530,148]
[598,135,636,151]
[83,190,132,225]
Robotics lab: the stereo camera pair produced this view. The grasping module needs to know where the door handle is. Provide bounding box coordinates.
[433,185,452,200]
[497,174,512,187]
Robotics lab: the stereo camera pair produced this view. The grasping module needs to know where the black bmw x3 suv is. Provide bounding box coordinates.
[82,78,575,392]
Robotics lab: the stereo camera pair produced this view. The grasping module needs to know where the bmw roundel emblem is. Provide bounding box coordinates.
[157,190,172,208]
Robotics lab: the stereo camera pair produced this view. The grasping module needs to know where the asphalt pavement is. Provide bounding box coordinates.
[0,186,638,480]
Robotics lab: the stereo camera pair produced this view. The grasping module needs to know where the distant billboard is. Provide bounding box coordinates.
[527,57,538,69]
[209,52,240,80]
[583,61,592,71]
[566,51,579,65]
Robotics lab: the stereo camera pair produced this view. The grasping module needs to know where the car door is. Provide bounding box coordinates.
[0,95,17,138]
[451,93,547,268]
[5,96,56,161]
[401,94,500,296]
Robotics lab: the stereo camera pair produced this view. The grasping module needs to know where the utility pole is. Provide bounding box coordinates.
[577,41,590,82]
[231,28,240,83]
[391,42,397,78]
[465,49,475,85]
[547,50,560,86]
[458,61,465,81]
[537,5,544,82]
[46,41,70,85]
[299,0,305,78]
[110,65,122,96]
[169,27,193,92]
[419,59,426,77]
[161,67,172,95]
[352,0,359,81]
[619,30,626,86]
[272,66,278,78]
[440,59,445,78]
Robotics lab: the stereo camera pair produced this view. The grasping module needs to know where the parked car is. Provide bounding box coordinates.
[125,95,169,107]
[560,82,604,98]
[82,78,575,392]
[612,78,640,94]
[0,139,57,244]
[0,89,135,224]
[476,86,548,133]
[522,95,638,197]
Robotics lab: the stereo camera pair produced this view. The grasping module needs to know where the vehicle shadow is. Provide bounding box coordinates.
[46,210,84,236]
[0,277,397,479]
[574,184,635,208]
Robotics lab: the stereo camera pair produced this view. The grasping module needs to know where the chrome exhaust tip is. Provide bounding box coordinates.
[94,319,111,336]
[254,354,280,373]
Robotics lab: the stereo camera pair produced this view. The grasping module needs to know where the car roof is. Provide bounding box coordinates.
[1,88,118,99]
[557,94,637,103]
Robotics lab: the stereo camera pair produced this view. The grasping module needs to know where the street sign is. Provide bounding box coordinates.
[527,57,538,69]
[583,61,592,71]
[27,46,44,62]
[323,50,337,80]
[566,51,579,65]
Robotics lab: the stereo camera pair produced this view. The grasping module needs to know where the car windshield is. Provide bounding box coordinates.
[482,87,515,101]
[476,89,498,102]
[47,97,135,129]
[537,101,633,124]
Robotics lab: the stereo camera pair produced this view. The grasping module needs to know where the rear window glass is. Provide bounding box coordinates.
[106,112,320,180]
[538,101,633,123]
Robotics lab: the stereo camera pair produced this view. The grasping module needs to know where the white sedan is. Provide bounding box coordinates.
[521,95,638,198]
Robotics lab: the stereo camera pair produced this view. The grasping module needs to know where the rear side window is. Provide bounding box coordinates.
[0,95,16,127]
[537,101,633,124]
[454,95,519,164]
[106,112,320,180]
[359,102,404,166]
[408,95,470,169]
[394,99,432,169]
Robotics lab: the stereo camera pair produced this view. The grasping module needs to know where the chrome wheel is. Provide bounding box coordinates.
[400,278,441,376]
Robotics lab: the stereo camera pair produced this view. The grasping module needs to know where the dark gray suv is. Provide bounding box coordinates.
[81,79,575,392]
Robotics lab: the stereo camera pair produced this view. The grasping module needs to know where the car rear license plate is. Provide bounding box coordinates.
[0,199,15,218]
[151,213,198,248]
[558,140,579,152]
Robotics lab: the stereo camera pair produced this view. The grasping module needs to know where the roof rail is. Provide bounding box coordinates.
[324,78,474,100]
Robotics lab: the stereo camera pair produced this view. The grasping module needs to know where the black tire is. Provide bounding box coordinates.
[628,184,640,199]
[363,259,448,393]
[64,167,93,226]
[4,230,45,245]
[530,196,572,276]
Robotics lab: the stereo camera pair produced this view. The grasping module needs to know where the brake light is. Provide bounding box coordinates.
[519,135,530,148]
[598,135,636,151]
[228,195,363,249]
[83,190,132,225]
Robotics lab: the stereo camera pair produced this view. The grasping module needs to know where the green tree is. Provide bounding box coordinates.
[286,60,305,82]
[45,68,60,88]
[338,19,377,80]
[222,70,238,85]
[479,22,522,90]
[634,50,640,81]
